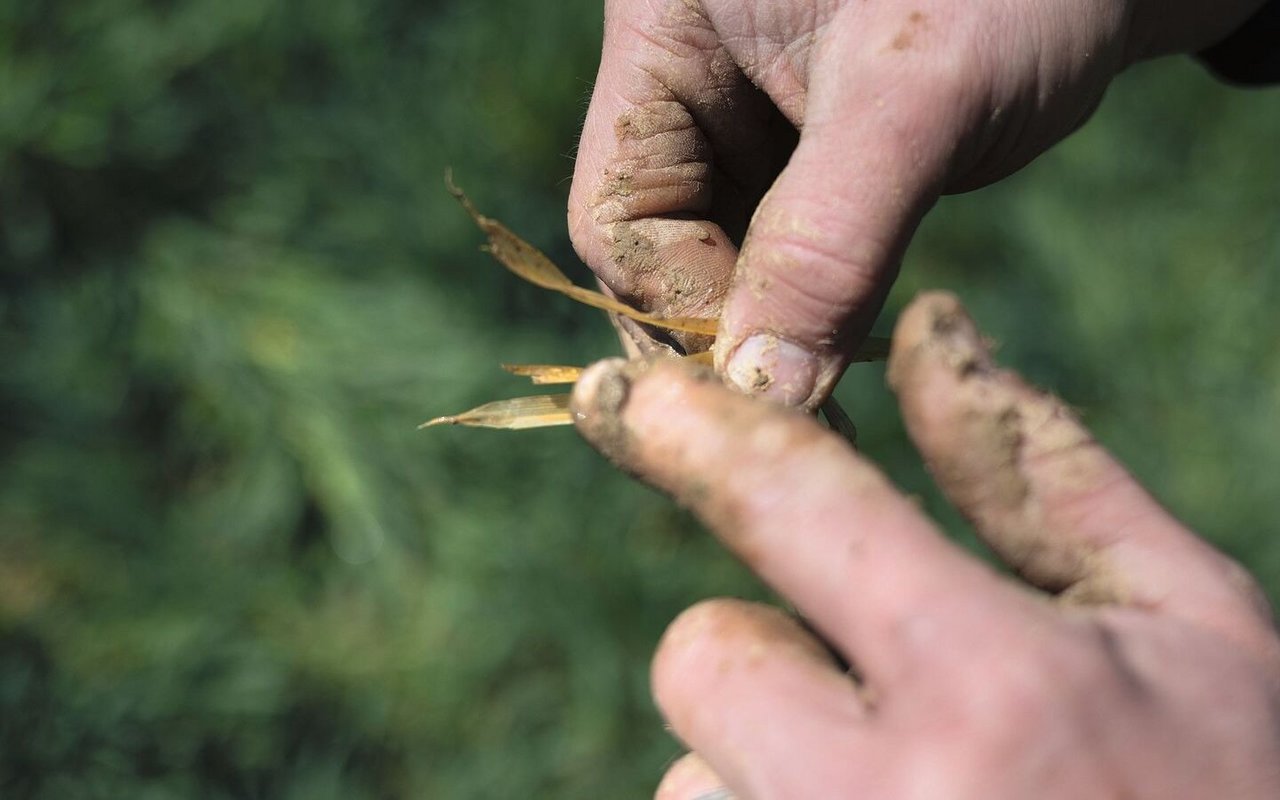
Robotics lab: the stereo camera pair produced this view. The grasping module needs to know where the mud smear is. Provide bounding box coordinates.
[607,218,730,354]
[571,358,645,469]
[890,11,929,52]
[889,292,1123,604]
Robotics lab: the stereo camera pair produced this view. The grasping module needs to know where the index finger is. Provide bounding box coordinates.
[568,0,791,353]
[570,356,1028,684]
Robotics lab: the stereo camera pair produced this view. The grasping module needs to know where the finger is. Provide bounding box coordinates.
[651,599,868,798]
[568,0,794,353]
[713,12,970,408]
[655,753,731,800]
[571,356,1026,683]
[888,292,1275,643]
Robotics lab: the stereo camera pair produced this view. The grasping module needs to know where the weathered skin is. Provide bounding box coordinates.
[568,0,1265,410]
[571,293,1280,800]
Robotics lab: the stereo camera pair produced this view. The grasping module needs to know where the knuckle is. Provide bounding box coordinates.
[952,625,1118,740]
[612,97,700,148]
[741,228,883,333]
[621,9,718,63]
[848,20,988,138]
[585,99,713,228]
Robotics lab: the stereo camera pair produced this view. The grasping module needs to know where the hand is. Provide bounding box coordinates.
[570,292,1280,799]
[568,0,1265,409]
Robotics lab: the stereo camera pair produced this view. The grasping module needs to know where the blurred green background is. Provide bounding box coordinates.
[1,1,1277,797]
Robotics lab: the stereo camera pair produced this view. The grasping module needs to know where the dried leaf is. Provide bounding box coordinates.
[430,176,891,437]
[420,394,574,430]
[446,172,716,336]
[501,364,584,385]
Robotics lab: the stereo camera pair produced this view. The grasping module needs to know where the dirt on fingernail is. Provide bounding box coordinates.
[575,356,721,467]
[574,360,644,467]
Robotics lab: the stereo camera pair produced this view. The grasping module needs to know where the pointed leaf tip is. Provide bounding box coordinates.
[420,394,574,431]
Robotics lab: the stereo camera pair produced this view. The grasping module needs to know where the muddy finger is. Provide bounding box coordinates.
[567,0,792,354]
[650,599,866,798]
[571,355,1023,684]
[888,292,1274,641]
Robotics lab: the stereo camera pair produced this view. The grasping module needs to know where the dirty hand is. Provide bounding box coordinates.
[568,0,1266,409]
[570,292,1280,799]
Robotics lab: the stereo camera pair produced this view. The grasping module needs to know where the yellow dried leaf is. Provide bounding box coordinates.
[501,364,585,385]
[430,176,890,440]
[446,172,717,336]
[420,394,574,430]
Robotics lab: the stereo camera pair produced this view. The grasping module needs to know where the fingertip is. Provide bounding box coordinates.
[570,357,636,464]
[654,753,730,800]
[572,356,720,468]
[651,599,858,779]
[886,292,1114,597]
[570,357,632,421]
[886,290,989,390]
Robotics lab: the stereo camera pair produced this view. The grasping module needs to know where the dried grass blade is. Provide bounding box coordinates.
[501,364,584,385]
[446,172,576,290]
[447,173,718,337]
[420,394,574,430]
[558,287,719,336]
[820,397,859,448]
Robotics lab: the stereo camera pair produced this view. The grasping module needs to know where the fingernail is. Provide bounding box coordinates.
[725,333,818,407]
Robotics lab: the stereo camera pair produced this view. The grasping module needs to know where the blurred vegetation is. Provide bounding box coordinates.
[0,1,1276,796]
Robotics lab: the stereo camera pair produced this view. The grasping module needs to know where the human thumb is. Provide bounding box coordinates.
[713,90,955,410]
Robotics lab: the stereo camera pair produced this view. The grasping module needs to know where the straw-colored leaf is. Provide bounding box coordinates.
[430,176,889,437]
[501,364,585,385]
[420,394,574,430]
[445,173,891,360]
[446,172,716,336]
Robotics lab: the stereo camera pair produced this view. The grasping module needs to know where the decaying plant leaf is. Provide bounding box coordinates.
[446,172,716,336]
[420,394,573,430]
[425,175,889,439]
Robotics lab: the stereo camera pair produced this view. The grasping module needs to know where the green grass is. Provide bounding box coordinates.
[2,2,1278,796]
